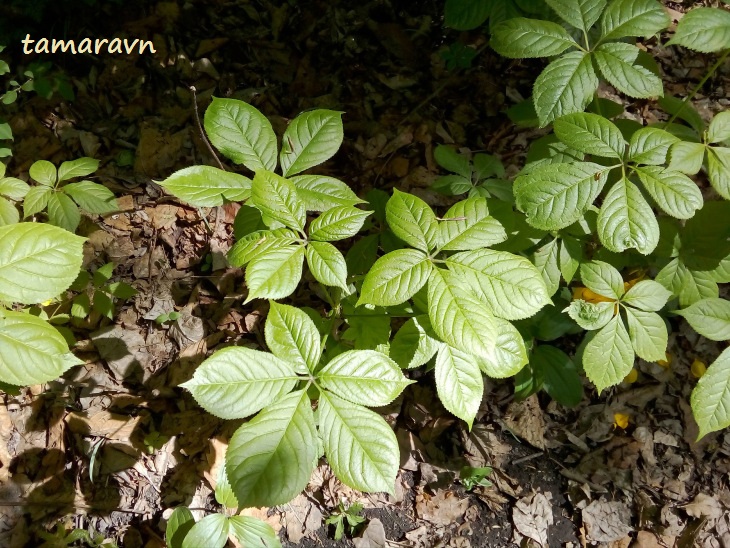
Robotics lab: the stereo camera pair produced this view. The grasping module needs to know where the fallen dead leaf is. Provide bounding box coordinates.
[415,489,469,526]
[582,499,633,543]
[512,491,553,547]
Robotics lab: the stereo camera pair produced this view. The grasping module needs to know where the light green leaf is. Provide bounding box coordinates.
[280,110,344,177]
[47,192,81,233]
[490,18,577,58]
[583,315,634,393]
[553,112,625,159]
[628,127,679,165]
[165,507,195,548]
[559,236,582,283]
[580,260,624,299]
[157,166,252,207]
[534,238,561,297]
[634,166,702,219]
[0,197,18,226]
[228,229,299,267]
[385,189,439,252]
[514,162,607,230]
[600,0,669,40]
[358,249,432,307]
[204,97,277,172]
[668,141,705,175]
[229,516,282,548]
[265,301,321,374]
[318,391,398,494]
[533,51,599,127]
[306,241,348,289]
[427,267,497,361]
[597,177,659,255]
[545,0,606,31]
[0,310,82,386]
[308,206,370,241]
[565,300,615,330]
[475,317,529,378]
[181,346,298,419]
[251,169,306,231]
[181,514,229,548]
[0,223,84,304]
[434,345,483,428]
[439,197,507,251]
[621,280,671,311]
[0,177,30,200]
[593,42,664,98]
[22,186,51,218]
[446,248,550,320]
[675,298,730,341]
[29,160,56,186]
[227,390,316,507]
[707,147,730,200]
[657,258,718,307]
[624,307,668,361]
[62,181,118,214]
[289,175,363,212]
[245,245,305,302]
[57,157,99,182]
[708,111,730,144]
[0,123,12,141]
[535,345,583,407]
[691,347,730,439]
[667,7,730,53]
[318,350,413,406]
[389,315,440,369]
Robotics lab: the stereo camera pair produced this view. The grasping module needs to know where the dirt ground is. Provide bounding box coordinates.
[1,1,730,547]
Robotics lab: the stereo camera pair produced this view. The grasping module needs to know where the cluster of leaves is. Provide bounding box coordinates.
[67,262,137,324]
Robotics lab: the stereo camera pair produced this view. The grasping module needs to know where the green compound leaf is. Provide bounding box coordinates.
[445,0,491,30]
[0,310,82,386]
[514,162,607,231]
[597,177,659,255]
[290,175,364,212]
[308,206,371,242]
[227,390,317,508]
[427,267,497,361]
[439,197,507,251]
[265,301,321,374]
[280,110,344,177]
[624,307,668,362]
[157,166,252,207]
[318,391,399,494]
[668,141,705,175]
[245,245,305,302]
[547,0,606,31]
[675,298,730,341]
[181,514,229,548]
[434,145,472,178]
[628,127,679,165]
[318,350,413,406]
[358,248,432,307]
[533,51,599,127]
[583,315,634,393]
[708,111,730,144]
[47,192,81,233]
[228,229,300,267]
[553,112,625,159]
[251,169,306,231]
[229,516,282,548]
[621,280,672,312]
[23,186,51,218]
[0,197,18,226]
[490,18,576,58]
[707,147,730,200]
[657,258,718,307]
[593,42,664,98]
[57,157,99,183]
[667,7,730,53]
[691,347,730,439]
[0,222,84,304]
[580,260,624,299]
[435,345,483,429]
[62,181,118,214]
[560,236,583,283]
[204,97,277,172]
[165,507,195,548]
[565,300,615,330]
[534,238,560,297]
[600,0,669,40]
[446,248,550,320]
[475,317,528,378]
[386,189,439,252]
[389,315,440,369]
[534,345,583,407]
[306,241,348,289]
[634,166,703,219]
[29,160,57,186]
[181,346,298,420]
[0,177,29,200]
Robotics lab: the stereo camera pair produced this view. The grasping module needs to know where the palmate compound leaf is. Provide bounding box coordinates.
[475,317,529,378]
[318,391,399,494]
[593,42,664,99]
[181,514,229,548]
[627,127,679,165]
[438,197,507,251]
[599,0,669,40]
[358,248,432,307]
[280,110,344,177]
[624,307,668,362]
[545,0,606,32]
[57,157,99,183]
[675,298,730,341]
[691,347,730,439]
[308,206,371,242]
[389,315,441,369]
[227,229,300,267]
[668,141,706,175]
[445,248,551,320]
[657,258,718,308]
[566,300,615,330]
[265,301,321,374]
[667,7,730,53]
[305,241,348,289]
[0,222,84,304]
[181,346,299,420]
[708,111,730,144]
[47,192,81,233]
[245,245,305,302]
[318,350,413,406]
[597,177,659,255]
[553,112,625,159]
[157,166,252,207]
[62,181,118,214]
[386,189,439,252]
[490,18,577,58]
[289,175,364,212]
[0,310,83,386]
[226,390,317,508]
[634,166,703,219]
[251,170,306,231]
[583,314,634,393]
[514,162,608,231]
[621,280,672,312]
[204,97,278,172]
[580,260,625,300]
[435,345,483,428]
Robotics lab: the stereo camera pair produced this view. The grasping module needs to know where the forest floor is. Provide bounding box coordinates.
[1,1,730,547]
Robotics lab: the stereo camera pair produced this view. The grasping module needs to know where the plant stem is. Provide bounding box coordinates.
[667,49,730,126]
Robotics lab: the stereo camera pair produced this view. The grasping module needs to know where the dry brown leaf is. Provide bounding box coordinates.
[415,489,469,526]
[503,394,546,450]
[582,500,633,543]
[512,491,553,547]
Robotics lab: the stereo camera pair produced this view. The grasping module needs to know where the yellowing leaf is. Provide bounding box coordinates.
[613,413,629,429]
